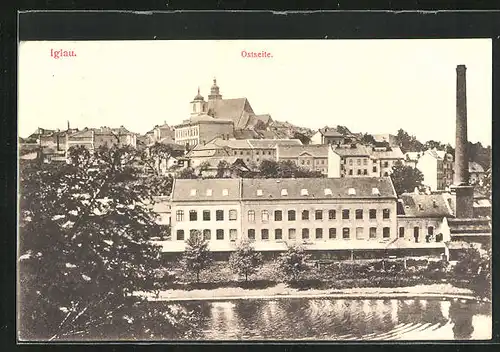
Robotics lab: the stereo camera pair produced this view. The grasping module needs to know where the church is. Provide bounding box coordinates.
[174,79,274,149]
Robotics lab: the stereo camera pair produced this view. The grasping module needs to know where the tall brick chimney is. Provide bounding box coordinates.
[454,64,469,185]
[451,64,474,219]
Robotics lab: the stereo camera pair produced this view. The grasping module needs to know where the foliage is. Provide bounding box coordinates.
[395,128,424,153]
[177,167,198,179]
[18,145,172,340]
[467,141,491,170]
[275,245,310,282]
[360,133,376,145]
[258,159,323,179]
[182,230,213,283]
[390,160,424,195]
[423,140,447,151]
[216,160,232,178]
[292,131,311,145]
[452,245,491,299]
[228,241,263,282]
[473,167,491,199]
[336,125,351,136]
[136,174,174,197]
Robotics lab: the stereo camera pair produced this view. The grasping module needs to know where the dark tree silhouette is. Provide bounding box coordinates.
[390,161,424,195]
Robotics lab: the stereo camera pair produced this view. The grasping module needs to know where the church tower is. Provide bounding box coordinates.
[208,78,222,100]
[190,87,206,116]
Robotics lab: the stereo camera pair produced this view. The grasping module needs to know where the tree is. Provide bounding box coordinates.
[390,161,424,195]
[293,131,311,145]
[182,230,213,283]
[140,142,176,176]
[275,244,310,282]
[336,125,351,136]
[18,145,181,340]
[258,159,323,179]
[423,140,446,151]
[228,241,263,282]
[216,160,232,178]
[453,245,491,299]
[360,133,376,145]
[395,129,424,153]
[177,167,198,179]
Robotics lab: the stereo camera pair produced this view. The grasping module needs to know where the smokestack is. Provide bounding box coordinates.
[454,64,469,185]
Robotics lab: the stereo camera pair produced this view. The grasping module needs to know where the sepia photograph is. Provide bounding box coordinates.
[17,38,492,341]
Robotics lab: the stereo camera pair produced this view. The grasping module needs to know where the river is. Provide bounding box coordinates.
[149,297,491,340]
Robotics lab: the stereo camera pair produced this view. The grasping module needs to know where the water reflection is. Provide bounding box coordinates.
[154,298,491,340]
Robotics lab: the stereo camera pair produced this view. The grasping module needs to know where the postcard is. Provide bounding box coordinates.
[17,38,492,341]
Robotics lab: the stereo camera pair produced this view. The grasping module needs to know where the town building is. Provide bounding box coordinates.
[65,126,137,153]
[372,134,398,147]
[174,79,274,149]
[310,126,355,145]
[276,144,329,175]
[186,137,302,169]
[413,149,454,191]
[371,146,405,177]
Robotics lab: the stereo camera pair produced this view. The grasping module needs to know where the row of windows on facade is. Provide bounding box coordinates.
[345,158,395,168]
[174,226,437,241]
[189,187,379,197]
[175,208,391,222]
[176,128,199,138]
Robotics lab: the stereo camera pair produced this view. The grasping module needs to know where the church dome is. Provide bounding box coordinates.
[193,87,204,101]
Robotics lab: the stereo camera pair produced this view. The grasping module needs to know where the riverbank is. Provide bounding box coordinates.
[135,283,485,302]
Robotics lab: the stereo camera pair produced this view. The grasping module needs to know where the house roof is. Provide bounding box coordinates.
[469,161,485,173]
[447,218,491,235]
[241,177,396,200]
[247,139,302,149]
[318,127,344,138]
[398,194,453,218]
[207,98,254,129]
[277,144,329,158]
[171,178,241,202]
[331,144,371,157]
[371,147,404,160]
[234,129,261,139]
[246,114,272,129]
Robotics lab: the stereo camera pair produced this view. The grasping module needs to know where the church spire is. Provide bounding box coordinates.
[208,77,222,100]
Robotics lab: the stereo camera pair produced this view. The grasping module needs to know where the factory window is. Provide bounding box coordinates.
[206,189,213,196]
[384,161,389,168]
[315,210,323,220]
[363,159,368,165]
[262,210,269,222]
[288,228,296,240]
[428,226,434,235]
[189,210,197,221]
[176,210,184,222]
[274,210,283,221]
[203,229,211,241]
[261,229,269,240]
[256,189,263,196]
[176,230,185,241]
[248,210,255,222]
[357,169,362,175]
[383,209,390,219]
[329,228,337,239]
[216,210,224,221]
[383,227,390,238]
[315,228,323,239]
[203,210,210,221]
[342,209,350,219]
[369,209,377,219]
[363,169,368,175]
[328,210,336,220]
[216,229,224,240]
[288,210,296,221]
[229,209,237,221]
[256,151,260,155]
[349,159,353,165]
[190,189,197,196]
[373,166,377,173]
[306,160,310,165]
[355,209,363,219]
[342,228,350,239]
[384,172,389,177]
[222,189,229,196]
[240,151,243,155]
[302,210,309,220]
[357,159,361,165]
[281,189,288,196]
[398,227,405,238]
[349,170,353,175]
[369,227,377,239]
[301,160,305,165]
[302,228,310,239]
[230,229,238,242]
[275,229,283,240]
[356,227,364,239]
[248,229,256,241]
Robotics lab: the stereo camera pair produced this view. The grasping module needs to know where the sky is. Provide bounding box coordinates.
[18,39,492,146]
